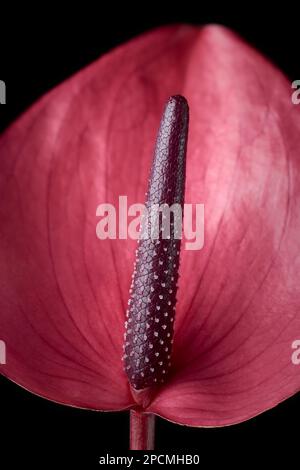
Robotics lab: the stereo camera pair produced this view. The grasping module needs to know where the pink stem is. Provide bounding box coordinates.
[130,409,155,450]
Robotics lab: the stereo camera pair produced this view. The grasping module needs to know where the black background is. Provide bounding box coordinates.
[0,4,299,467]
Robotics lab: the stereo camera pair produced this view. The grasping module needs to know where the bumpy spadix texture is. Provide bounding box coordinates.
[0,25,300,426]
[124,96,188,390]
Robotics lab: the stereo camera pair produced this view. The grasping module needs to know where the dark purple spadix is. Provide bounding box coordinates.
[123,95,189,390]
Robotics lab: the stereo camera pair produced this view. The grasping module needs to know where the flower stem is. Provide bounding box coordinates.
[130,409,155,450]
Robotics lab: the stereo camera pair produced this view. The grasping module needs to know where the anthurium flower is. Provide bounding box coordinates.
[0,24,300,449]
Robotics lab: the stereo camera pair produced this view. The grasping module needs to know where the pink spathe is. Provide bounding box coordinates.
[0,24,299,427]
